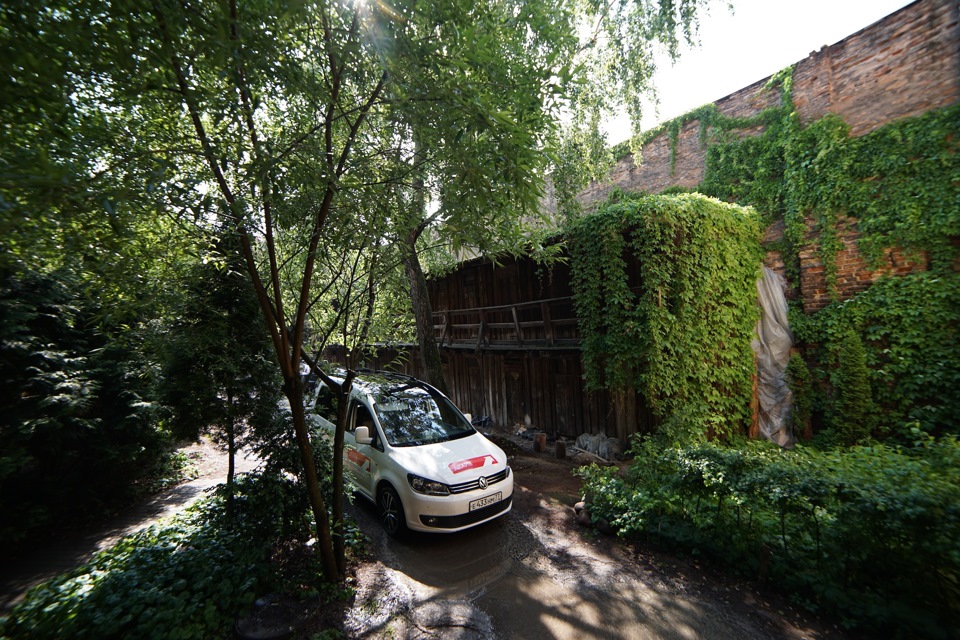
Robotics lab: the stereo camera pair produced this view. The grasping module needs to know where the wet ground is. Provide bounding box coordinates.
[1,436,842,639]
[342,440,834,640]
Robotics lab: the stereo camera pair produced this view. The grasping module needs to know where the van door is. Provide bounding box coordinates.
[343,401,379,499]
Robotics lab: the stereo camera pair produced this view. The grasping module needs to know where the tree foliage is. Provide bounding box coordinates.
[2,0,722,584]
[785,352,812,437]
[0,269,164,548]
[158,246,286,501]
[550,0,716,219]
[578,435,960,638]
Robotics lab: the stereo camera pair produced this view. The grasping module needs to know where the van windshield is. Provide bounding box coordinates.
[373,387,475,447]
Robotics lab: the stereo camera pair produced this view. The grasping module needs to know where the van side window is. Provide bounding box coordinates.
[313,384,339,424]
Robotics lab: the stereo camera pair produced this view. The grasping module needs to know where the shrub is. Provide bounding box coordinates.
[785,353,812,437]
[833,328,875,445]
[578,436,960,638]
[0,472,309,640]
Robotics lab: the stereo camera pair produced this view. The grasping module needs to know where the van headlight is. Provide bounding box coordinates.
[407,474,450,496]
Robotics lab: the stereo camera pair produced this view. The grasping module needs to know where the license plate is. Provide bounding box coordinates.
[469,492,502,511]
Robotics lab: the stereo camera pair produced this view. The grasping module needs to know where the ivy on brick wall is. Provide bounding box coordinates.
[784,106,959,440]
[791,270,960,437]
[614,74,959,441]
[566,193,763,443]
[692,66,960,292]
[647,70,960,440]
[791,107,960,269]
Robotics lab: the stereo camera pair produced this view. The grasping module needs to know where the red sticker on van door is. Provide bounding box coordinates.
[347,448,371,473]
[448,455,498,474]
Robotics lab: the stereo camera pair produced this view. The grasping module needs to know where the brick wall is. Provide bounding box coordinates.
[793,0,960,135]
[574,0,959,312]
[792,216,929,310]
[578,74,781,203]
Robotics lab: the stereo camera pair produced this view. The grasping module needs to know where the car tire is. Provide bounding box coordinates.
[378,485,408,538]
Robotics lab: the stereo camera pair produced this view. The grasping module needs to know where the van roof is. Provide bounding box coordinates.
[328,369,441,399]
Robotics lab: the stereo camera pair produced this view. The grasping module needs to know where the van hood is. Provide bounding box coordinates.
[387,433,508,484]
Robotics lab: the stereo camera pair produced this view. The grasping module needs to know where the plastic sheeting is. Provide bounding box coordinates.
[752,267,795,448]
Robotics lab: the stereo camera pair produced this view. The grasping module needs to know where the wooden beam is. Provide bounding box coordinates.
[439,311,451,347]
[541,301,555,347]
[511,306,524,348]
[476,309,487,352]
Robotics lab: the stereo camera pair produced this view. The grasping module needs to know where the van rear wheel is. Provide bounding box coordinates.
[378,485,408,538]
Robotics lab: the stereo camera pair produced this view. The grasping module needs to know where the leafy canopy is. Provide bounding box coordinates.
[1,0,722,580]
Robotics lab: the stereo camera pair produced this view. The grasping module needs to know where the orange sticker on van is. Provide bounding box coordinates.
[448,455,498,474]
[347,448,371,473]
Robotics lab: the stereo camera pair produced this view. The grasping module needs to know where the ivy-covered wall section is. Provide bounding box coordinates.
[543,0,960,442]
[578,61,959,442]
[701,94,959,305]
[566,193,763,442]
[699,80,959,440]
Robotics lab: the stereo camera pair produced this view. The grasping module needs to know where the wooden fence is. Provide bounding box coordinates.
[329,297,654,441]
[434,296,580,351]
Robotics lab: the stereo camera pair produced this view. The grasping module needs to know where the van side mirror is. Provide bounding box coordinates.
[355,426,374,445]
[463,413,472,424]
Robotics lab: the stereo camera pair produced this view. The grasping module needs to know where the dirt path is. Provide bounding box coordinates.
[341,436,842,640]
[0,439,258,614]
[2,435,843,639]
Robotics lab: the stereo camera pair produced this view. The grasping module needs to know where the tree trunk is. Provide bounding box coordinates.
[226,392,237,486]
[403,243,449,397]
[286,379,340,582]
[227,427,236,489]
[331,375,355,579]
[226,391,236,518]
[401,135,449,396]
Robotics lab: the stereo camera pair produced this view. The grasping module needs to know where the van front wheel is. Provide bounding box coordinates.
[378,485,408,538]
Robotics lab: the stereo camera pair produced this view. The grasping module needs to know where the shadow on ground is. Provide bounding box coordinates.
[0,442,258,613]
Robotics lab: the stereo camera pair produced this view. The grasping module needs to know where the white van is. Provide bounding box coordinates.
[309,371,513,536]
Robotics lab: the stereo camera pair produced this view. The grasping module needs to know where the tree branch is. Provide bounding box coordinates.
[228,0,289,369]
[150,0,287,375]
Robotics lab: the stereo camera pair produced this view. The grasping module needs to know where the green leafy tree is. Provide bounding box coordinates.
[159,245,283,504]
[4,0,717,583]
[550,0,714,220]
[350,0,716,392]
[1,0,216,548]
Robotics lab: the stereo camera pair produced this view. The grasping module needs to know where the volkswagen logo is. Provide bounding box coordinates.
[478,476,488,490]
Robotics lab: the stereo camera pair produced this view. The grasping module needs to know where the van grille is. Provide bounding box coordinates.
[448,468,509,494]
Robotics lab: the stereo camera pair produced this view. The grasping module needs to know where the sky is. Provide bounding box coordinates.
[604,0,916,143]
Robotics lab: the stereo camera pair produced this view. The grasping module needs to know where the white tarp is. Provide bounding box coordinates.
[752,266,795,448]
